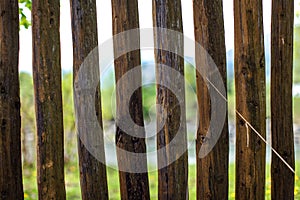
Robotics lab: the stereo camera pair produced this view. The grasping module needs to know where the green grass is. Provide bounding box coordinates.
[294,97,300,124]
[23,162,300,199]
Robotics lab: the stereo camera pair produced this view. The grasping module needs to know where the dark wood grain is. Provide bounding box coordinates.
[32,0,66,199]
[152,0,188,199]
[234,0,266,199]
[271,1,295,199]
[193,0,229,199]
[111,0,150,199]
[70,0,109,199]
[0,1,24,199]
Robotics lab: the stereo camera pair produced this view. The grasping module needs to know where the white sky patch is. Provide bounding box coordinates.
[18,0,299,73]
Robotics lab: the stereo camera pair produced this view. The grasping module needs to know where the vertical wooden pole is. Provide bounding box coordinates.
[193,0,229,199]
[0,1,24,199]
[271,1,295,199]
[234,0,266,199]
[111,0,150,199]
[70,0,109,199]
[152,0,188,199]
[32,0,66,199]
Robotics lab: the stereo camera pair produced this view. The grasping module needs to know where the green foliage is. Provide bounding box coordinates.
[294,97,300,124]
[61,72,77,162]
[18,61,300,199]
[62,72,75,133]
[297,1,300,18]
[19,0,31,29]
[142,84,156,121]
[294,26,300,83]
[22,162,300,199]
[19,0,32,9]
[20,72,35,166]
[101,68,116,120]
[20,72,35,128]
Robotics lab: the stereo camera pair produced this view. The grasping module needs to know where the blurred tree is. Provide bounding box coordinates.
[294,26,300,83]
[20,72,35,166]
[61,72,76,163]
[101,69,115,120]
[18,0,31,28]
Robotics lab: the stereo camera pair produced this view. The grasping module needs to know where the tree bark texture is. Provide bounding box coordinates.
[111,0,150,199]
[32,0,66,199]
[70,0,109,199]
[234,0,266,199]
[271,1,295,199]
[0,0,24,199]
[193,0,229,199]
[152,0,188,199]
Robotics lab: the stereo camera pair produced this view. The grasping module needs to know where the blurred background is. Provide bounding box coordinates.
[18,0,300,199]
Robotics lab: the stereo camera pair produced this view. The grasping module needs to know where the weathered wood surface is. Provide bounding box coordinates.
[0,0,24,199]
[271,0,295,199]
[193,0,229,199]
[234,0,266,199]
[153,0,188,199]
[32,0,66,199]
[112,0,150,199]
[70,0,109,199]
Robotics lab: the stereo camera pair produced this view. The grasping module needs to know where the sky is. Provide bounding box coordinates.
[19,0,300,73]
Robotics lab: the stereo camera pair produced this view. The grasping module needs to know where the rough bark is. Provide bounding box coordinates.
[70,0,109,199]
[152,0,188,199]
[234,0,266,199]
[0,1,24,199]
[271,1,295,199]
[193,0,229,199]
[32,0,66,199]
[111,0,150,199]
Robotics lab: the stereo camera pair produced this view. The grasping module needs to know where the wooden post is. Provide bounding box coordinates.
[152,0,188,199]
[271,0,295,199]
[32,0,66,199]
[70,0,109,199]
[111,0,150,199]
[234,0,266,199]
[193,0,229,199]
[0,0,24,199]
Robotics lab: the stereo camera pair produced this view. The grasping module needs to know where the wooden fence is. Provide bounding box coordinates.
[0,0,296,199]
